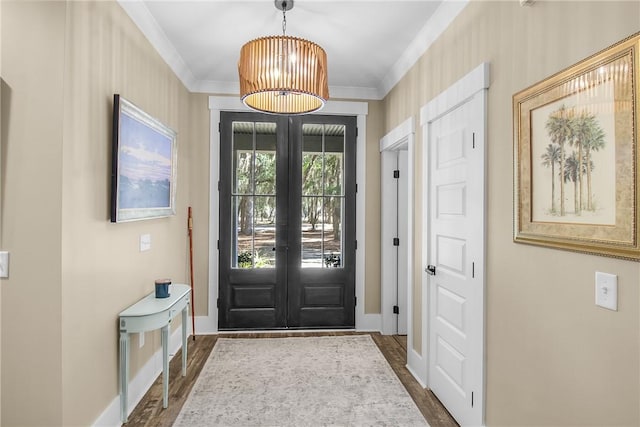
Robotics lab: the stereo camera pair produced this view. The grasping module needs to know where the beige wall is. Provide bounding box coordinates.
[1,1,66,425]
[186,93,211,315]
[364,100,384,313]
[0,1,4,422]
[384,1,640,425]
[2,1,208,425]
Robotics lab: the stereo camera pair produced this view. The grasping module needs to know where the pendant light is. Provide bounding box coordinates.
[238,0,329,115]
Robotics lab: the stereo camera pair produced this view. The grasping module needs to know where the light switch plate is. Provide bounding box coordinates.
[595,271,617,311]
[0,251,8,278]
[140,234,151,252]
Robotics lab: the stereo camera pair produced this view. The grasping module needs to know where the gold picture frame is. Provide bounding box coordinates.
[514,32,640,260]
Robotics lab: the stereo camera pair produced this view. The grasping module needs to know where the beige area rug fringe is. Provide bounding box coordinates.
[173,335,429,426]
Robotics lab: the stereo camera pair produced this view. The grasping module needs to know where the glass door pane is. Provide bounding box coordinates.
[301,123,345,268]
[231,121,277,269]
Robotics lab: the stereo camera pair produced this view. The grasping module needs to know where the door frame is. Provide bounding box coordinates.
[420,62,489,424]
[199,97,370,333]
[379,118,415,339]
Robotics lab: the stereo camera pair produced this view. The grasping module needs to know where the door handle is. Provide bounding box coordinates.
[426,265,436,276]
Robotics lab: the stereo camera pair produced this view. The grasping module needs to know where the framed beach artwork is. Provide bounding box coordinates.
[513,32,640,260]
[111,94,177,222]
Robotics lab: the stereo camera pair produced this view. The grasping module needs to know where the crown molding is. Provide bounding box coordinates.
[190,80,239,95]
[118,0,197,91]
[328,85,382,101]
[379,0,469,98]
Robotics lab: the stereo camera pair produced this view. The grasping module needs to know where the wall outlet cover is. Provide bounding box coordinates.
[595,271,617,311]
[0,251,8,278]
[140,234,151,252]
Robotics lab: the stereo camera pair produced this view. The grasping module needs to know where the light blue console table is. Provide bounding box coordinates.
[118,284,191,423]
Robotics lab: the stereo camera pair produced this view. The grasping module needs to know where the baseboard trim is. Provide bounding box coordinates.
[193,313,382,335]
[356,313,382,332]
[406,346,427,388]
[92,327,187,427]
[212,329,363,335]
[194,314,217,335]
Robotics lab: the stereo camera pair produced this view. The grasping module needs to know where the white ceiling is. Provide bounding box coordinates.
[118,0,468,100]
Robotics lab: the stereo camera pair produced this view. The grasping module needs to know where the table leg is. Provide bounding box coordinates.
[119,331,130,423]
[182,304,188,376]
[161,324,169,408]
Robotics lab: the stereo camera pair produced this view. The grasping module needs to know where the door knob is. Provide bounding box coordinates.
[426,265,436,276]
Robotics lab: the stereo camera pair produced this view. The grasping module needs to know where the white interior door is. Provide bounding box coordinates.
[427,93,485,426]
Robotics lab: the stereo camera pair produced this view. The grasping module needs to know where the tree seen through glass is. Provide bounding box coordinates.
[231,122,345,269]
[301,124,344,268]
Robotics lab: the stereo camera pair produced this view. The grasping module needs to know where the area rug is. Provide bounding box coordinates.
[173,335,429,426]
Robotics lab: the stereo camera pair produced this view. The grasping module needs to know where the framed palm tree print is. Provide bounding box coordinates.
[513,32,640,260]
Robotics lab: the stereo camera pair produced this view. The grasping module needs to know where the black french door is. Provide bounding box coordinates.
[218,112,356,330]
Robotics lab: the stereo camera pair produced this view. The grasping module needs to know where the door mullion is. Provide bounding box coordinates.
[275,115,290,327]
[286,117,302,327]
[218,115,232,328]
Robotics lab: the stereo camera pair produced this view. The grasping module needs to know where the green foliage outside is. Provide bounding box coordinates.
[233,129,345,268]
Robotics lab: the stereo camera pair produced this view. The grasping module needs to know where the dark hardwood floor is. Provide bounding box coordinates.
[393,334,408,351]
[123,332,458,427]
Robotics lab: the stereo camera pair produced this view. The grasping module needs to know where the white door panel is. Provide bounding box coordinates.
[435,284,466,336]
[437,183,466,217]
[435,334,465,391]
[436,235,467,276]
[428,93,484,426]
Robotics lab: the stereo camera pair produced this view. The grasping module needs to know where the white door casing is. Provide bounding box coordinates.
[420,62,489,426]
[380,118,414,336]
[397,150,408,335]
[380,149,409,336]
[201,97,372,334]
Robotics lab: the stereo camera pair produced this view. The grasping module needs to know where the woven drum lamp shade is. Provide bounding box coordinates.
[239,35,329,114]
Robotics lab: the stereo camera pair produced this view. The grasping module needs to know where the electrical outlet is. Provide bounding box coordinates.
[139,332,145,348]
[595,271,617,311]
[140,234,151,252]
[0,251,9,278]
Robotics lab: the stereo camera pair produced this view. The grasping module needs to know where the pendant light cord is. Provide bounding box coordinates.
[282,1,287,35]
